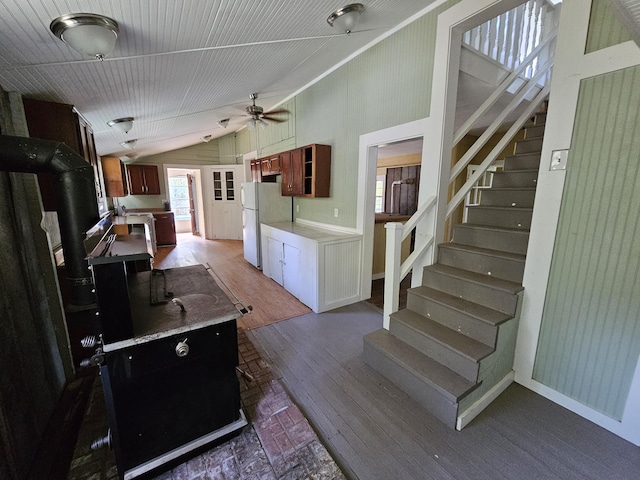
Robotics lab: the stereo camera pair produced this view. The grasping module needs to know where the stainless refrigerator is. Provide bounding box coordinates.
[241,182,292,269]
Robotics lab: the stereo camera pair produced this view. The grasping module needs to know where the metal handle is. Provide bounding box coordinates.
[175,338,189,357]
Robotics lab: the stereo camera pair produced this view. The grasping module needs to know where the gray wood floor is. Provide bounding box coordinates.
[247,302,640,480]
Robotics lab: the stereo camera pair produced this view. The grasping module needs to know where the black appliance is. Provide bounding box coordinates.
[84,217,247,479]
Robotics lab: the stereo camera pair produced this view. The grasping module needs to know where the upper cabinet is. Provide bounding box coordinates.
[266,144,330,198]
[22,98,103,211]
[101,156,128,197]
[300,144,331,198]
[261,154,282,176]
[281,148,303,196]
[126,164,161,195]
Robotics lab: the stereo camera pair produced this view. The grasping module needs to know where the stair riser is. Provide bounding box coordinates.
[363,339,458,428]
[491,171,538,188]
[524,124,545,139]
[535,112,547,125]
[390,319,480,382]
[406,292,498,347]
[515,137,543,154]
[480,189,536,208]
[438,247,525,283]
[422,267,519,316]
[453,225,529,255]
[466,207,532,230]
[503,153,541,171]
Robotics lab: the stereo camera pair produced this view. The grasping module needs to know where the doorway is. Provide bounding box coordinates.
[165,167,205,235]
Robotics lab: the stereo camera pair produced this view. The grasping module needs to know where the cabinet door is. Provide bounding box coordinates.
[154,212,176,245]
[281,148,304,196]
[266,237,284,286]
[101,157,128,197]
[250,159,262,182]
[282,243,300,299]
[143,165,161,195]
[127,165,146,195]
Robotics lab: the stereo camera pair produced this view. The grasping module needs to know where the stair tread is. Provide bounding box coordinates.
[391,309,494,362]
[484,187,537,191]
[493,169,539,174]
[439,242,526,262]
[426,263,524,294]
[409,286,512,326]
[364,329,476,401]
[455,223,530,235]
[467,205,533,212]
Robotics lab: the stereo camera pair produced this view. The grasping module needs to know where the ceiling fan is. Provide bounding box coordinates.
[243,93,290,130]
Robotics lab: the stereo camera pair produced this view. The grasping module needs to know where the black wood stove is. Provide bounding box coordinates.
[84,216,247,479]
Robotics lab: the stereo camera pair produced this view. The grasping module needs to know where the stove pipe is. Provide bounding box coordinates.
[0,135,100,306]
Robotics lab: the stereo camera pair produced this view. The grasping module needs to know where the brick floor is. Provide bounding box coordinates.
[67,328,344,480]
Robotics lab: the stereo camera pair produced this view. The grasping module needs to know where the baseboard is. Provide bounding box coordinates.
[456,370,514,430]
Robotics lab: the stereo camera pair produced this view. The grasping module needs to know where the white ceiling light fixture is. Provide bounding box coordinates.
[217,118,230,128]
[107,117,134,134]
[120,139,137,150]
[201,135,213,143]
[50,13,119,61]
[327,4,365,35]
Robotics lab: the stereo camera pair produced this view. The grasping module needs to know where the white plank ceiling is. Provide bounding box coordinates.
[0,0,440,158]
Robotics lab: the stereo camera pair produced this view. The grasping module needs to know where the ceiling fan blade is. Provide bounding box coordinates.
[261,115,287,123]
[265,108,290,115]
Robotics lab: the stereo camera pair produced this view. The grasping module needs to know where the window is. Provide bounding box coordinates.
[168,175,191,220]
[375,175,386,213]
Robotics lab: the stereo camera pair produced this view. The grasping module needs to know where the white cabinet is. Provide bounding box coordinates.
[261,222,363,313]
[266,237,301,300]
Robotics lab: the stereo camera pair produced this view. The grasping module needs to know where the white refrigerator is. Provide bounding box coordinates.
[241,182,292,269]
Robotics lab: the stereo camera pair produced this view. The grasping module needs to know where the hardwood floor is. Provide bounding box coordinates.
[153,233,310,329]
[249,303,640,480]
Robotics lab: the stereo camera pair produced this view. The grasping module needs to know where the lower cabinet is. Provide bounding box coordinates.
[261,222,363,313]
[154,212,176,246]
[266,237,300,300]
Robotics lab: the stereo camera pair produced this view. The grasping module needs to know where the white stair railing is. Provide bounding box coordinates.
[381,5,557,328]
[462,0,552,78]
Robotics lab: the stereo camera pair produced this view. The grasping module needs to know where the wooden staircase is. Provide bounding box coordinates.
[363,110,547,429]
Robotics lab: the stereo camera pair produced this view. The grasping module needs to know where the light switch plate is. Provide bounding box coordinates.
[550,149,568,171]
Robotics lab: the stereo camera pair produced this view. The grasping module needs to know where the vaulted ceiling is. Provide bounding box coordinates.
[0,0,440,158]
[1,1,638,161]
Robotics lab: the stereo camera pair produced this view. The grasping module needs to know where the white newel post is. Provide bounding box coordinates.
[383,222,404,329]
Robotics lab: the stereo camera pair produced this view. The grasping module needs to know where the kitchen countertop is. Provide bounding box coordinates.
[262,221,361,242]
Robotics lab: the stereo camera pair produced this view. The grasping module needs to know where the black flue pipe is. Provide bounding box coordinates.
[0,135,100,305]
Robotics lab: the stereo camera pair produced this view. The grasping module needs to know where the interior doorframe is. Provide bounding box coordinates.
[164,164,206,236]
[356,0,522,302]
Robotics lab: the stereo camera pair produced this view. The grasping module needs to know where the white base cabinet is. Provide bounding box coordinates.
[261,222,362,313]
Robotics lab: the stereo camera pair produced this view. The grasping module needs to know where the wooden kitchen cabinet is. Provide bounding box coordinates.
[101,156,128,197]
[127,164,161,195]
[153,212,176,245]
[281,144,331,197]
[261,154,282,176]
[250,159,262,182]
[301,144,331,197]
[22,98,103,211]
[281,148,304,196]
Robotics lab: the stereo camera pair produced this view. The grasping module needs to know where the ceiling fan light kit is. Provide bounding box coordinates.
[243,93,290,130]
[327,3,365,34]
[50,13,119,61]
[107,117,134,134]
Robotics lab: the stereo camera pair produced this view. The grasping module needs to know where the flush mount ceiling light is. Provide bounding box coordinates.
[327,3,364,34]
[217,118,230,128]
[107,117,134,134]
[50,13,119,61]
[120,139,137,150]
[201,135,213,143]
